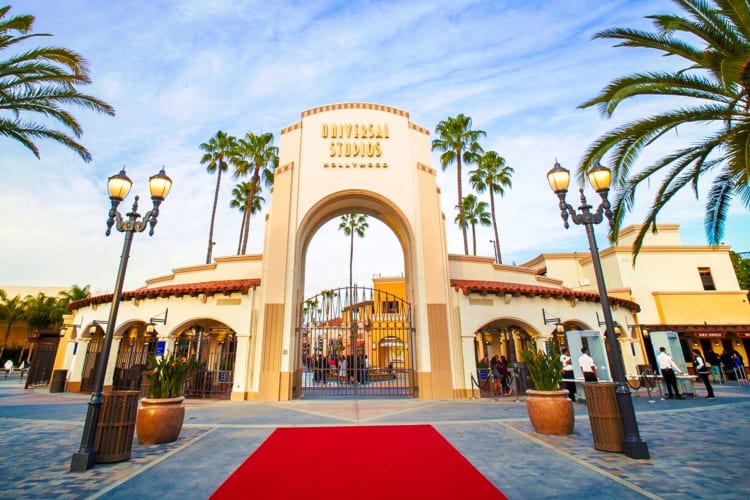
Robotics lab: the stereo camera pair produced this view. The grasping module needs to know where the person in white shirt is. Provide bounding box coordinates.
[657,347,685,399]
[578,348,597,382]
[560,349,576,401]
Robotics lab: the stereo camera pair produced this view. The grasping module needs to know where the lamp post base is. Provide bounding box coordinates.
[623,439,650,460]
[615,384,650,460]
[70,451,96,472]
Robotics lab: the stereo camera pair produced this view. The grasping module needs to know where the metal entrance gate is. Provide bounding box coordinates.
[294,286,417,398]
[80,332,104,392]
[173,326,237,399]
[113,331,156,391]
[25,335,60,388]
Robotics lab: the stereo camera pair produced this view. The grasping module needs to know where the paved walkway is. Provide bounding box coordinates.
[1,378,749,499]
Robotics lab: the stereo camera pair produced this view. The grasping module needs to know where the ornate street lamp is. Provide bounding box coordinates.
[546,160,649,460]
[70,167,172,472]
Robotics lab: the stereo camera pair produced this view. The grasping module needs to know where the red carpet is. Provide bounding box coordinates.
[211,425,506,499]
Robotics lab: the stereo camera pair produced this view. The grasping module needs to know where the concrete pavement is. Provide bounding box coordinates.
[1,378,748,499]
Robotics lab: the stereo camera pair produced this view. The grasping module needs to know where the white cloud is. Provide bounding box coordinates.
[3,0,747,297]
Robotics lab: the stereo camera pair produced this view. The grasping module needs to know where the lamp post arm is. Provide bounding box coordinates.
[555,193,574,229]
[106,200,123,236]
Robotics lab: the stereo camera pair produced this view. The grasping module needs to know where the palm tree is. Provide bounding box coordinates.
[229,181,264,254]
[578,0,750,256]
[455,195,492,256]
[432,114,486,255]
[303,298,319,327]
[200,130,239,264]
[469,151,514,263]
[0,6,115,161]
[234,132,278,255]
[338,214,369,299]
[21,293,62,363]
[58,284,90,306]
[0,294,24,360]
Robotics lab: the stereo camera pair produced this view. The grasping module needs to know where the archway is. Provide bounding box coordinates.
[112,322,157,391]
[79,324,105,392]
[172,322,236,399]
[257,103,453,401]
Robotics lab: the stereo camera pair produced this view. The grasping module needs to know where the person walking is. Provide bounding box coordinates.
[692,349,715,399]
[732,350,746,381]
[490,355,502,395]
[657,347,685,399]
[578,348,597,382]
[706,349,722,383]
[560,349,576,401]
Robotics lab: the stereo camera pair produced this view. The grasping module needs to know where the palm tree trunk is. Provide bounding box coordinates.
[241,170,261,255]
[471,223,477,255]
[456,156,469,255]
[0,326,9,360]
[489,190,501,264]
[206,168,222,264]
[349,229,354,302]
[237,208,247,255]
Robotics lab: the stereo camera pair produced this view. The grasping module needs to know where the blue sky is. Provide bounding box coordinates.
[1,0,748,296]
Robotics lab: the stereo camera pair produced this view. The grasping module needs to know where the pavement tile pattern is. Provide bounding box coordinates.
[1,379,749,499]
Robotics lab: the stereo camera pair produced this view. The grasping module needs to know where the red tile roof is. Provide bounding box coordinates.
[450,279,640,312]
[68,279,260,311]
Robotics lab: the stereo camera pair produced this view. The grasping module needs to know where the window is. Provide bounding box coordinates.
[698,267,716,291]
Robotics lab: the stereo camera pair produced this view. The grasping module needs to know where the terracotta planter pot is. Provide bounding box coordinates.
[525,389,574,435]
[136,396,185,445]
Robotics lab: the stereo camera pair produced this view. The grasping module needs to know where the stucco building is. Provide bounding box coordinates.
[53,103,749,400]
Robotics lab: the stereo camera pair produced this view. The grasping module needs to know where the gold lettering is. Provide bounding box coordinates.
[322,124,328,138]
[329,142,336,157]
[384,124,389,138]
[344,143,351,157]
[367,123,374,137]
[375,125,383,139]
[374,142,381,157]
[345,123,352,138]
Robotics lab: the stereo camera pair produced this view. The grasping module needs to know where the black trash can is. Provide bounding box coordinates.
[49,369,68,393]
[94,390,140,463]
[584,382,624,452]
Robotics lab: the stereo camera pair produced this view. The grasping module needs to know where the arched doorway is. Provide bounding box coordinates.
[173,324,236,399]
[113,323,156,390]
[475,322,535,365]
[79,325,105,392]
[295,286,416,398]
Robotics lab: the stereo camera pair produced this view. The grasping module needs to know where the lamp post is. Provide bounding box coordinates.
[70,167,172,472]
[546,160,649,460]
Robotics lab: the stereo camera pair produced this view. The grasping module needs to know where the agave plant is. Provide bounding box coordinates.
[144,353,198,399]
[521,347,563,391]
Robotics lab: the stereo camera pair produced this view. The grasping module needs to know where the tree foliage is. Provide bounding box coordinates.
[0,5,114,161]
[578,0,750,257]
[469,150,513,263]
[432,114,486,255]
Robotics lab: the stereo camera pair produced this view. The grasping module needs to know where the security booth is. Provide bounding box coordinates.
[566,330,612,389]
[649,330,695,397]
